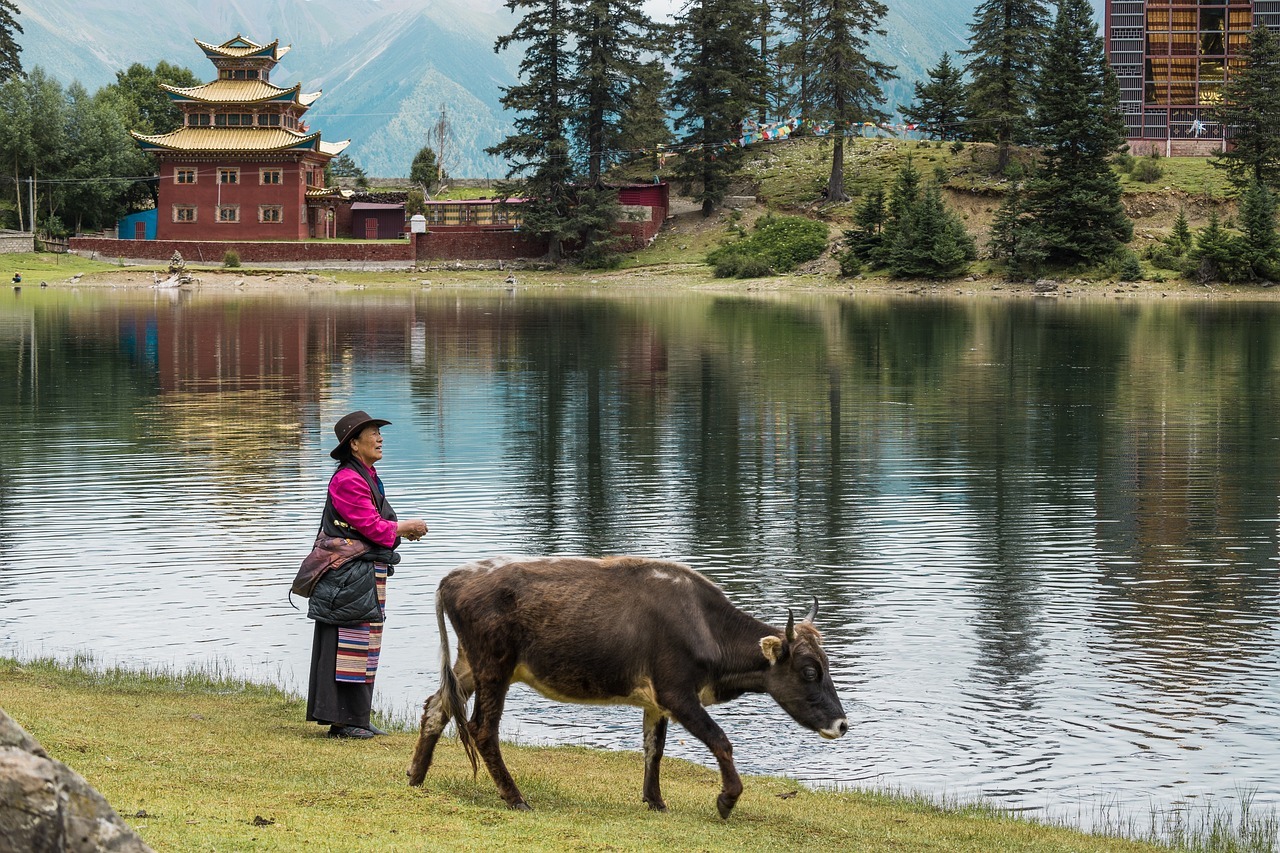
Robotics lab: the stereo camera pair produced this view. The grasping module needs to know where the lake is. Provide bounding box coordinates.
[1,285,1277,834]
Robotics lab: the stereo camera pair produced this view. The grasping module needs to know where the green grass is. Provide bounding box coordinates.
[0,655,1214,852]
[0,250,132,282]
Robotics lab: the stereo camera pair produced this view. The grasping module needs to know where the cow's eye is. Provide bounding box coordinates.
[802,665,819,682]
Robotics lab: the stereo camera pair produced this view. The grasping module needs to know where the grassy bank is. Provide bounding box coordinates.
[0,656,1177,852]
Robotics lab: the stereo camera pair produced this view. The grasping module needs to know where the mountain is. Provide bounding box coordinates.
[10,0,1031,178]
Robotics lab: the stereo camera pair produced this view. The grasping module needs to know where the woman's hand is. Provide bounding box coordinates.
[398,519,428,541]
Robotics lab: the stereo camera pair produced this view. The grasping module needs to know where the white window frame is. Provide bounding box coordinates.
[172,205,197,223]
[259,205,283,223]
[217,204,240,223]
[219,168,239,185]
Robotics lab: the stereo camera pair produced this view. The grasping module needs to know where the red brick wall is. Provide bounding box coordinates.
[415,229,549,260]
[70,237,413,263]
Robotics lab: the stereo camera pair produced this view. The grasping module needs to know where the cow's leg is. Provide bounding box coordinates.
[667,700,742,819]
[408,651,474,786]
[641,708,669,811]
[469,679,530,810]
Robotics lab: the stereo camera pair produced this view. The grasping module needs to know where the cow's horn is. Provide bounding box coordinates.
[804,596,819,624]
[785,610,796,641]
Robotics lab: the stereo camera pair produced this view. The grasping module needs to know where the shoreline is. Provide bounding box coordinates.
[1,655,1181,851]
[31,260,1280,302]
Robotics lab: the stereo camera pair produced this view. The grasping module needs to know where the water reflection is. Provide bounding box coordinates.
[0,287,1277,831]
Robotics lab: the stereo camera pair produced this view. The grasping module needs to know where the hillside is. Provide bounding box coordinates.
[12,0,984,178]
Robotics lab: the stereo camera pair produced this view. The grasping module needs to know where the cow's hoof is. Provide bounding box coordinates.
[716,793,737,820]
[645,800,668,812]
[509,801,533,811]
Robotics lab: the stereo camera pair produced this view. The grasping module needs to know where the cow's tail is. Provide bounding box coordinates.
[436,592,478,775]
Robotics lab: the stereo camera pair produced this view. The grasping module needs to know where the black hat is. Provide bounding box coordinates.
[330,410,391,459]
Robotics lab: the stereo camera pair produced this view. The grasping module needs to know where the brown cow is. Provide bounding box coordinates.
[407,555,848,818]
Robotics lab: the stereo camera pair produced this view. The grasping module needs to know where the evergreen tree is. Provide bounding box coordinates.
[1168,207,1192,254]
[808,0,895,201]
[617,59,672,170]
[0,0,20,81]
[842,184,885,261]
[874,158,921,268]
[902,52,968,141]
[569,0,654,185]
[1189,210,1251,283]
[1239,179,1279,276]
[490,0,576,260]
[1025,0,1131,265]
[670,0,764,216]
[1211,26,1280,190]
[961,0,1049,171]
[987,178,1045,277]
[885,181,976,278]
[777,0,820,120]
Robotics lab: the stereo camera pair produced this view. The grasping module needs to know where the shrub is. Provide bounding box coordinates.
[1144,242,1184,271]
[950,140,964,154]
[1108,249,1143,280]
[707,214,828,278]
[1131,151,1164,183]
[223,250,241,268]
[1113,153,1135,174]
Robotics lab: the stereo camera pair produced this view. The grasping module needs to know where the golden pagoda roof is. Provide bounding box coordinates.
[161,80,311,105]
[131,127,327,154]
[196,35,291,62]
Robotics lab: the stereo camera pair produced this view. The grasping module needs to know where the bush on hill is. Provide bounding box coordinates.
[707,214,829,278]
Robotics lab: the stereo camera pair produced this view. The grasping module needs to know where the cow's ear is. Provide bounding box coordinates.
[760,635,784,664]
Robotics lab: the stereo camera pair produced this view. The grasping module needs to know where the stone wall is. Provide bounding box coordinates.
[0,231,33,254]
[0,707,153,852]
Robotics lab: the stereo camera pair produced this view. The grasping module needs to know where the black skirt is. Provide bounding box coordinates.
[306,622,374,728]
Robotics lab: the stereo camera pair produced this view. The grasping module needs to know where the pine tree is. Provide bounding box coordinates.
[842,184,885,261]
[1211,26,1280,190]
[671,0,764,216]
[874,158,921,268]
[1190,210,1250,283]
[961,0,1049,171]
[569,0,654,185]
[988,179,1045,278]
[1025,0,1131,265]
[777,0,820,121]
[885,180,975,279]
[490,0,576,261]
[617,59,672,170]
[1168,207,1192,254]
[0,0,20,81]
[1239,179,1279,276]
[902,52,968,141]
[808,0,895,202]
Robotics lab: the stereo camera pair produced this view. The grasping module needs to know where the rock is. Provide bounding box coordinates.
[306,275,319,283]
[0,707,153,852]
[1033,279,1059,293]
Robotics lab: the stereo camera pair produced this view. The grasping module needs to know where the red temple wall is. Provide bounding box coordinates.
[155,156,315,241]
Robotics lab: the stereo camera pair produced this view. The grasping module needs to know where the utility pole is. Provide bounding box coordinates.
[28,174,35,235]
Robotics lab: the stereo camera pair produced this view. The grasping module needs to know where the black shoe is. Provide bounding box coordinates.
[328,725,375,739]
[366,723,389,736]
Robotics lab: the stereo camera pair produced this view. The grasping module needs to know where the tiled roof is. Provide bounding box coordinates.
[195,36,291,62]
[131,127,324,153]
[161,80,306,104]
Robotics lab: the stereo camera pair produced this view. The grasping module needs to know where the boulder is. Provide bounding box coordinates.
[0,708,153,853]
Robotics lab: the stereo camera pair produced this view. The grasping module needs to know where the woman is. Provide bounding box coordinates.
[305,410,428,739]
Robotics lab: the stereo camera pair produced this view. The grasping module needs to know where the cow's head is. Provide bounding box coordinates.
[759,598,848,739]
